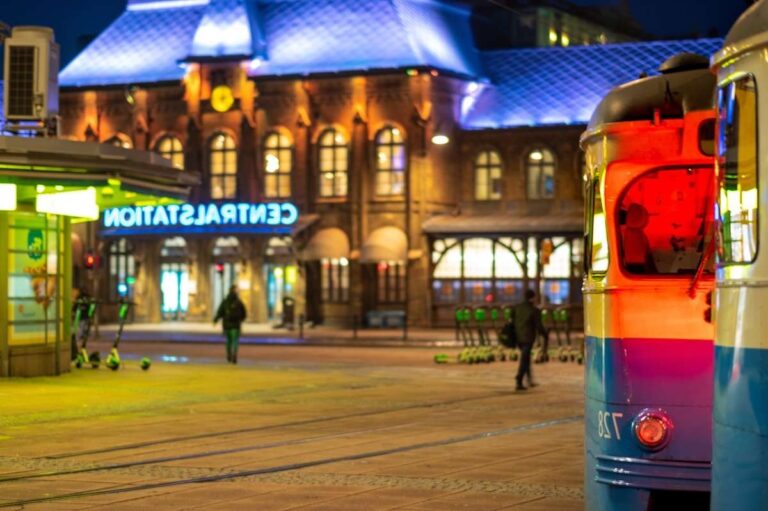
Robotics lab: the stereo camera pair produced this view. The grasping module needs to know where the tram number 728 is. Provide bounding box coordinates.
[597,411,624,440]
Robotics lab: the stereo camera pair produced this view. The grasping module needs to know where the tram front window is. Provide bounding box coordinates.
[618,166,713,275]
[717,75,758,264]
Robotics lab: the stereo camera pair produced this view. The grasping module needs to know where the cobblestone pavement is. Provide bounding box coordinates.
[0,341,584,510]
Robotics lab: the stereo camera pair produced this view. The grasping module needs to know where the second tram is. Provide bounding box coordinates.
[581,55,716,510]
[710,1,768,509]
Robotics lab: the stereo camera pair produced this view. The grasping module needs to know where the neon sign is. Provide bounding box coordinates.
[102,202,299,235]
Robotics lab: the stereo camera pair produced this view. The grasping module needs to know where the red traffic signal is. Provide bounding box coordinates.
[84,251,96,270]
[215,262,225,274]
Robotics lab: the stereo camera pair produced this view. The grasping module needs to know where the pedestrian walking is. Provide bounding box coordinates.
[512,289,548,391]
[214,285,247,364]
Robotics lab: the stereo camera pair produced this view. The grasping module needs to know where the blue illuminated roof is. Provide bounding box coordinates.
[60,0,480,87]
[462,38,724,130]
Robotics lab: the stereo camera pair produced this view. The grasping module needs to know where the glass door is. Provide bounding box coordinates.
[161,262,189,320]
[265,264,297,321]
[211,261,240,313]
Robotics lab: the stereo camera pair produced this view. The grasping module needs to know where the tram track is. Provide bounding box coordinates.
[43,389,519,460]
[3,392,577,483]
[0,415,582,508]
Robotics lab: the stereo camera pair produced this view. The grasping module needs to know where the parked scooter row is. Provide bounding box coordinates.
[435,305,583,365]
[71,298,151,371]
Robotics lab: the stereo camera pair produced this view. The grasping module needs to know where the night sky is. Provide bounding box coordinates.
[0,0,751,66]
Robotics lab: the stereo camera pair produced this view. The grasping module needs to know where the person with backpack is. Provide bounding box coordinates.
[511,289,548,391]
[214,285,247,364]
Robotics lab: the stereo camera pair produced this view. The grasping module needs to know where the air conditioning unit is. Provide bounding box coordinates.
[3,26,59,122]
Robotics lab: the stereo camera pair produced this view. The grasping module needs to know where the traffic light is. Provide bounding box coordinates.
[84,251,96,270]
[215,262,224,274]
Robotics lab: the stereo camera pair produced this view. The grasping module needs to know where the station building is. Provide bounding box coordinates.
[57,0,721,327]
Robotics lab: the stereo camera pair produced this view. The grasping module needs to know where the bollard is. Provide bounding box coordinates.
[402,312,408,341]
[353,314,358,339]
[298,313,305,340]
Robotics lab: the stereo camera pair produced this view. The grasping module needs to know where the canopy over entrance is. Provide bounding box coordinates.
[302,228,350,260]
[0,137,198,220]
[360,226,408,262]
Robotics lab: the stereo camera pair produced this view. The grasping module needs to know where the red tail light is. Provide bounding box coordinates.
[634,410,672,450]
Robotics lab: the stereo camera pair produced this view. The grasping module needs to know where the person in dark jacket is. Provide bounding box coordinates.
[513,289,548,391]
[214,285,247,364]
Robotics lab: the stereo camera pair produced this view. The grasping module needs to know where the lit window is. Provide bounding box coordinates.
[105,134,132,149]
[527,148,555,199]
[209,133,237,199]
[718,75,758,265]
[619,167,713,275]
[264,132,292,198]
[109,238,135,302]
[377,261,406,303]
[587,179,609,274]
[155,135,184,170]
[475,150,502,201]
[549,27,558,45]
[375,127,406,196]
[318,128,348,198]
[321,258,349,303]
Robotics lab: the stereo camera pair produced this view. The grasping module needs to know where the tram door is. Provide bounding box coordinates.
[160,237,189,320]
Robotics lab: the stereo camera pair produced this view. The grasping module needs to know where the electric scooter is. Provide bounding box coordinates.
[104,300,151,371]
[74,300,100,369]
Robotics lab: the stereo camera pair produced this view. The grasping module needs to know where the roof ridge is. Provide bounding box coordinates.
[390,0,426,66]
[480,37,725,56]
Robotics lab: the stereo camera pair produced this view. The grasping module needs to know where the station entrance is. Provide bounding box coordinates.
[160,237,189,320]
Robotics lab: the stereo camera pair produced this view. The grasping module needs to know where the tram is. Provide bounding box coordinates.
[710,2,768,509]
[581,55,717,510]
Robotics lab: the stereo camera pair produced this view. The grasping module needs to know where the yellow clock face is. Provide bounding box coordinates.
[211,85,234,113]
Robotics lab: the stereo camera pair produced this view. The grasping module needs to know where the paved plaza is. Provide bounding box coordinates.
[0,341,584,510]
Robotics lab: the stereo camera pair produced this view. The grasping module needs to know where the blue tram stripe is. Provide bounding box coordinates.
[712,344,768,510]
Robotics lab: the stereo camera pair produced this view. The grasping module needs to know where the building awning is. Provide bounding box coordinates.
[360,226,408,263]
[301,228,350,260]
[291,214,319,236]
[0,137,199,213]
[423,213,583,235]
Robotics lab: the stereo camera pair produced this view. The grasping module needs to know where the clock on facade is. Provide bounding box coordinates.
[211,85,235,112]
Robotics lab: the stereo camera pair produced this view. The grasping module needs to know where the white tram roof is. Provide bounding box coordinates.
[712,0,768,68]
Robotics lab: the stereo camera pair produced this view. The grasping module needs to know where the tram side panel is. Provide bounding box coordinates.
[710,18,768,508]
[585,288,713,508]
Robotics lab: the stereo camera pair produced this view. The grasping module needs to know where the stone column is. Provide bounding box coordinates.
[134,239,161,323]
[197,238,213,321]
[247,238,267,323]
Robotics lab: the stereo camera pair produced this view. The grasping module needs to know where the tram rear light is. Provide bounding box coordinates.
[634,410,672,450]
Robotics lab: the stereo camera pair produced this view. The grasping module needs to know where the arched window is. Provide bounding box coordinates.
[209,133,237,199]
[474,150,502,200]
[318,128,348,198]
[109,238,135,301]
[527,148,555,199]
[105,133,133,149]
[264,132,292,198]
[375,126,406,196]
[155,135,184,170]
